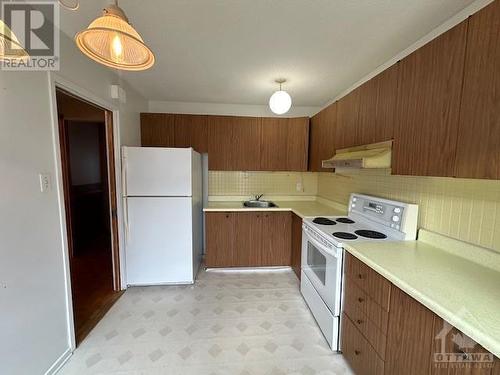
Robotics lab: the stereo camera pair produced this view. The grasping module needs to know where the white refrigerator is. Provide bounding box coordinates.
[122,146,203,285]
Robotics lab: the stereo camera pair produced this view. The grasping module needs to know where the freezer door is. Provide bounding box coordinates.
[123,147,193,197]
[125,197,193,285]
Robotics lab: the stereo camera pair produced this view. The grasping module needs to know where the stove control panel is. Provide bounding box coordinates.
[348,193,419,240]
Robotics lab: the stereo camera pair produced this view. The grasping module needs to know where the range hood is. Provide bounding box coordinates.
[322,140,392,169]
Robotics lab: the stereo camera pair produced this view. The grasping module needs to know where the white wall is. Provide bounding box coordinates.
[0,30,147,375]
[149,100,320,118]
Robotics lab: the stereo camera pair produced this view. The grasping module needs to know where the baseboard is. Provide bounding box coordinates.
[44,347,72,375]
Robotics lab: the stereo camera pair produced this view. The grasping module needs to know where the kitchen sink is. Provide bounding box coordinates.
[243,200,278,208]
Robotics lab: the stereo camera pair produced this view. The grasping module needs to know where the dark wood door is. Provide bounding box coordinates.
[336,88,361,149]
[234,212,262,266]
[260,212,292,266]
[393,21,468,177]
[357,63,398,145]
[290,213,302,280]
[174,114,208,153]
[205,212,235,267]
[385,286,436,375]
[286,117,309,171]
[260,118,288,170]
[207,116,234,170]
[455,0,500,179]
[140,113,175,147]
[308,103,337,171]
[231,116,262,171]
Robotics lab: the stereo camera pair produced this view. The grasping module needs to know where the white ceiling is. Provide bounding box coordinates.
[59,0,476,107]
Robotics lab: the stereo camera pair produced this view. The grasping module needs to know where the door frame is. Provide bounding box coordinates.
[48,73,126,351]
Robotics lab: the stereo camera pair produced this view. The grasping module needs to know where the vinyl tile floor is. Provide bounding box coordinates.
[59,267,354,375]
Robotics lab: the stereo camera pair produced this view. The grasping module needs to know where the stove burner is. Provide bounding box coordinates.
[313,217,336,225]
[332,232,358,240]
[336,217,355,224]
[355,230,387,239]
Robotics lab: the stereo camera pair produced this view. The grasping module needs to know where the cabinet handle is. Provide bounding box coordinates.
[356,319,363,325]
[357,297,364,303]
[225,215,229,218]
[354,350,361,356]
[357,273,365,280]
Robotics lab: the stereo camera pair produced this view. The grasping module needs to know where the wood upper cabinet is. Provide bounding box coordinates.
[141,113,175,147]
[174,114,208,153]
[286,117,310,171]
[207,115,234,170]
[308,103,337,172]
[205,212,235,267]
[455,0,500,180]
[385,286,436,375]
[260,117,288,170]
[260,212,291,266]
[336,87,361,149]
[393,20,468,177]
[231,116,262,171]
[357,63,399,146]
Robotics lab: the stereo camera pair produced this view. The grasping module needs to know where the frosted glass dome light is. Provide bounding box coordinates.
[269,79,292,115]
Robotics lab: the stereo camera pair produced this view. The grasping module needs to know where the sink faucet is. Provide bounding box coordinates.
[254,194,264,201]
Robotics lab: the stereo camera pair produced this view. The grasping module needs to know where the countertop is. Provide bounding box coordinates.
[345,229,500,358]
[203,198,346,218]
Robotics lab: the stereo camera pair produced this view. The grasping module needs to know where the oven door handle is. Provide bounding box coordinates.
[304,229,339,258]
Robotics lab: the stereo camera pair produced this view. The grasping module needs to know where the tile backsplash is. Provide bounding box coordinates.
[209,171,318,197]
[317,170,500,252]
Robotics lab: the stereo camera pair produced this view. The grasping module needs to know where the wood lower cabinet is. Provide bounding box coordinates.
[205,211,292,267]
[205,212,235,267]
[290,213,302,280]
[344,253,500,375]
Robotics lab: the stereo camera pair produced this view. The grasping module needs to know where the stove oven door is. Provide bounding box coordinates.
[301,227,343,316]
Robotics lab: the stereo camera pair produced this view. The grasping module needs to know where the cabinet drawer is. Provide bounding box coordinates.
[344,276,388,359]
[342,313,385,375]
[345,253,391,311]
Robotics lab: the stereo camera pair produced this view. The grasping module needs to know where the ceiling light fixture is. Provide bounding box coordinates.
[269,78,292,115]
[75,0,155,71]
[0,20,29,62]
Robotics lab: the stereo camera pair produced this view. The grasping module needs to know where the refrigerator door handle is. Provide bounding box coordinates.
[123,198,130,245]
[122,148,128,197]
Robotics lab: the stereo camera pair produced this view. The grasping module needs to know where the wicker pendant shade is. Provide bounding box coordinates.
[0,20,29,62]
[75,3,154,71]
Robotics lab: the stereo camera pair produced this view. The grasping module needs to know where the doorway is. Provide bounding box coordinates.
[56,89,122,345]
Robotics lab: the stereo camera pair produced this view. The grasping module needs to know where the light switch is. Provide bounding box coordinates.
[39,173,51,192]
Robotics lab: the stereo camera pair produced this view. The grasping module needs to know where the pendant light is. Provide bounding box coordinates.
[269,78,292,115]
[0,20,29,62]
[75,0,154,71]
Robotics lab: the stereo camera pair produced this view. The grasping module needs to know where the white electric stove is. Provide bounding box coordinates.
[300,193,418,351]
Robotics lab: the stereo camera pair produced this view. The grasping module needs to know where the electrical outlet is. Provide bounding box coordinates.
[296,181,303,192]
[39,173,51,192]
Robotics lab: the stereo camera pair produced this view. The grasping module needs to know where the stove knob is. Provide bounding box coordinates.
[392,215,400,222]
[394,207,401,213]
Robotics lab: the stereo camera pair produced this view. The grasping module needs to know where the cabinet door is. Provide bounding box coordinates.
[358,63,398,145]
[336,88,361,149]
[207,116,234,170]
[174,114,208,153]
[290,213,302,280]
[231,116,262,171]
[260,212,292,266]
[393,21,467,177]
[431,316,493,375]
[205,212,235,267]
[308,103,337,171]
[455,0,500,179]
[141,113,175,147]
[260,118,288,170]
[234,212,262,266]
[286,117,309,171]
[385,286,436,375]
